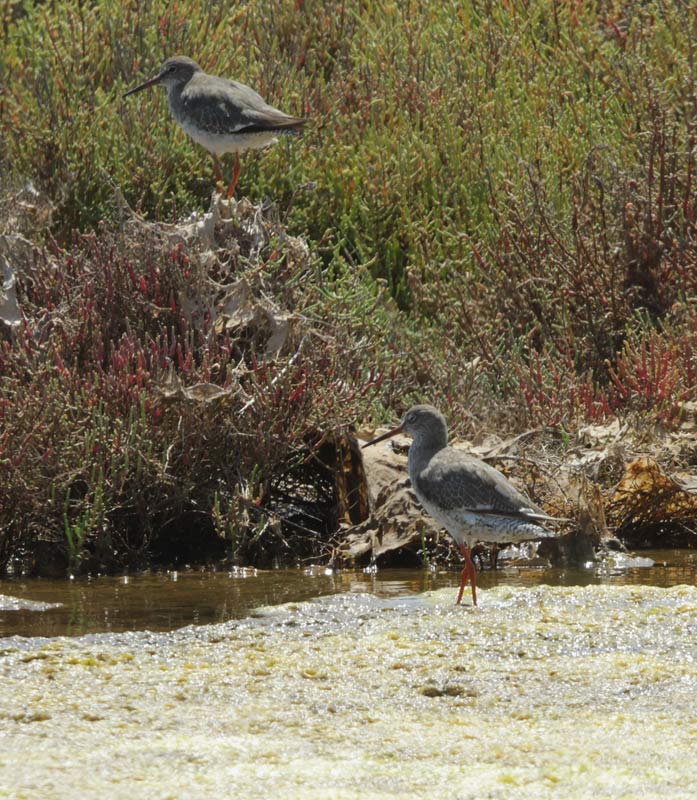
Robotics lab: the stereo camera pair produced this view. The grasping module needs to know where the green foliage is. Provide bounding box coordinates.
[1,3,691,265]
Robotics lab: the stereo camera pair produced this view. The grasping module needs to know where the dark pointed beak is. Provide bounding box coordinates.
[123,73,162,98]
[362,424,404,449]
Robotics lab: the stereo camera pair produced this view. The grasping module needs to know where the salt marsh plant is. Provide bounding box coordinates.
[2,1,697,572]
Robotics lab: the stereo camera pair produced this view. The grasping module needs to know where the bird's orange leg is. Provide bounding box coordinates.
[456,561,469,605]
[227,153,241,198]
[213,155,224,192]
[456,544,478,607]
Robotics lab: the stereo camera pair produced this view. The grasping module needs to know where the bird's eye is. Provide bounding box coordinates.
[168,66,176,73]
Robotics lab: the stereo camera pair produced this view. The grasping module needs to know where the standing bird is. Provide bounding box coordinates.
[362,405,563,606]
[123,56,308,197]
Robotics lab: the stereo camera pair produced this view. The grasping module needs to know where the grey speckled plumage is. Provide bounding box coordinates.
[123,56,308,196]
[166,58,306,143]
[405,406,557,547]
[363,404,563,606]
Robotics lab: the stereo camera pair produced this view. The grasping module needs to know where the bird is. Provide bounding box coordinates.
[362,404,564,606]
[123,55,308,198]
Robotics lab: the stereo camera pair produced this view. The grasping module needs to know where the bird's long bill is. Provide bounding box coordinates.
[123,73,161,98]
[361,424,403,449]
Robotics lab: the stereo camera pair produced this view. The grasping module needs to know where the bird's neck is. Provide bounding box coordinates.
[407,432,447,477]
[166,83,186,110]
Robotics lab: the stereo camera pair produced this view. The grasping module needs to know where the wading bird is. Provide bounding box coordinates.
[363,404,563,606]
[123,56,308,197]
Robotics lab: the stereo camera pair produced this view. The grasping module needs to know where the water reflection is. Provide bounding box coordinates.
[0,548,695,638]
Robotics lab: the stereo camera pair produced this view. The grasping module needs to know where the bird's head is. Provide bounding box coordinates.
[123,56,201,98]
[362,404,448,449]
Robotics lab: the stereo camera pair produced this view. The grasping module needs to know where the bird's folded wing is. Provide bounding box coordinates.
[181,80,306,134]
[180,90,247,134]
[459,507,570,523]
[240,106,307,132]
[416,452,547,517]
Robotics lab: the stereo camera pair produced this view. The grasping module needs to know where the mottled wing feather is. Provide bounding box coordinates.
[241,106,307,132]
[180,76,306,135]
[414,450,546,520]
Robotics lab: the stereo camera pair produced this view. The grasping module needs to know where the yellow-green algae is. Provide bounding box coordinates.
[1,584,696,799]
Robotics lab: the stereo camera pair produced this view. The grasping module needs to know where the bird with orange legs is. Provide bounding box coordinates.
[363,405,564,606]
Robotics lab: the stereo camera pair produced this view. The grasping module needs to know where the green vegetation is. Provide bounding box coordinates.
[1,1,696,573]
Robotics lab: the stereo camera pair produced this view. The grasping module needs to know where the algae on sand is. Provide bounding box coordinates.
[1,583,696,799]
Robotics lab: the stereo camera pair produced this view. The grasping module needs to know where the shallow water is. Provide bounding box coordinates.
[1,548,695,637]
[2,583,696,799]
